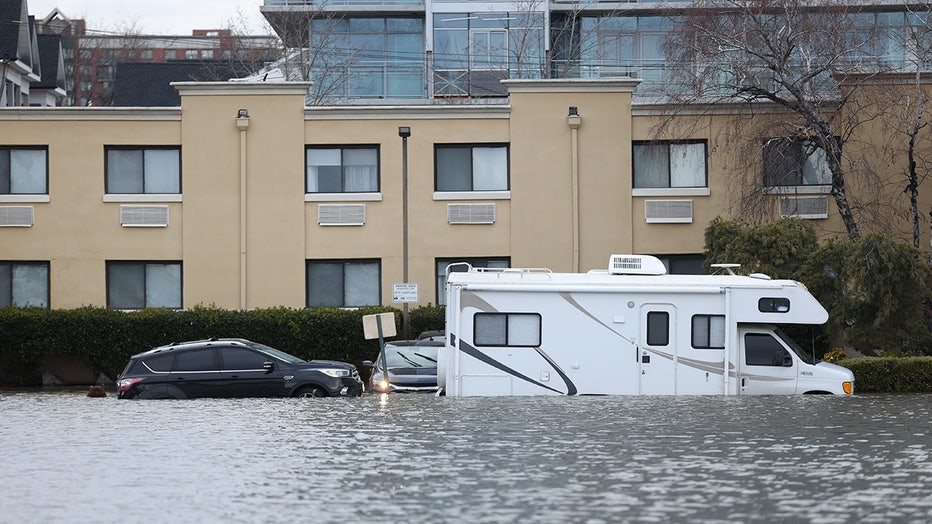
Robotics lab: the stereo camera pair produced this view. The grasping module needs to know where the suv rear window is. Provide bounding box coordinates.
[142,353,174,373]
[174,349,218,371]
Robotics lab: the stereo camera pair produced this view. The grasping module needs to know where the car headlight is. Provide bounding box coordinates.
[319,368,350,378]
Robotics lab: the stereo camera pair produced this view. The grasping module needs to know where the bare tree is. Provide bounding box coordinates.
[661,0,909,241]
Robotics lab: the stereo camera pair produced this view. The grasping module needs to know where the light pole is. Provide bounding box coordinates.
[398,126,411,339]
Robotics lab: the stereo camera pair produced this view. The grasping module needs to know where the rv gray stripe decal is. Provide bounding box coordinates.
[559,293,636,346]
[532,347,578,396]
[561,292,727,377]
[458,341,573,395]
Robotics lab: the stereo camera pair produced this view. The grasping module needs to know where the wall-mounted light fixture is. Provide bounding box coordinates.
[398,126,411,138]
[237,108,249,118]
[568,106,579,117]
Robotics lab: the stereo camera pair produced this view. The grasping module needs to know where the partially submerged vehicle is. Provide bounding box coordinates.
[364,340,441,393]
[439,255,854,397]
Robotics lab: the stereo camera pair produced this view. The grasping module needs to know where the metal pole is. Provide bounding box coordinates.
[399,127,411,339]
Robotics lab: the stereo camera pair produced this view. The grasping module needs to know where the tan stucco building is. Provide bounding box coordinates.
[0,79,923,311]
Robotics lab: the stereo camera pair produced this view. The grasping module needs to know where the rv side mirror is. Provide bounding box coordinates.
[362,360,374,367]
[262,361,275,374]
[783,354,793,367]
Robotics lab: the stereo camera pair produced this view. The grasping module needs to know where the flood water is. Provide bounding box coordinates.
[1,391,930,523]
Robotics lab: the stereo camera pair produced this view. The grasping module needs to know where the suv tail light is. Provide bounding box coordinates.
[117,377,145,391]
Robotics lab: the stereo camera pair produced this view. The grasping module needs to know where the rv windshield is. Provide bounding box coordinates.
[774,328,818,365]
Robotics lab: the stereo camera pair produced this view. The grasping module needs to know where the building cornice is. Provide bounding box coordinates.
[503,78,640,93]
[0,107,181,121]
[173,82,313,96]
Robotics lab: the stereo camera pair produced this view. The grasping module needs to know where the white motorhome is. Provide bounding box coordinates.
[439,255,854,397]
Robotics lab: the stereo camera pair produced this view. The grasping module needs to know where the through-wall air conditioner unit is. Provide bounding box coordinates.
[645,200,693,223]
[318,204,365,226]
[779,196,828,219]
[0,206,34,227]
[448,203,496,224]
[120,205,169,227]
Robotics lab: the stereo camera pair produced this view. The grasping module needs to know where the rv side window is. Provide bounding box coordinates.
[646,312,669,346]
[759,297,790,313]
[744,333,792,366]
[692,315,725,349]
[474,313,541,347]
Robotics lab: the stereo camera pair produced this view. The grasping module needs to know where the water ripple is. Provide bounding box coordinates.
[0,391,930,523]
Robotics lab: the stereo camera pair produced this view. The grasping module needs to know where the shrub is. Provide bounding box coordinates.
[838,357,932,393]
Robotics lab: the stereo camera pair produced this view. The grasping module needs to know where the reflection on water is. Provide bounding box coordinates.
[1,391,930,523]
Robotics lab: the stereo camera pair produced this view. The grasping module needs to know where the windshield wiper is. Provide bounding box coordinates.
[396,352,421,367]
[413,352,437,364]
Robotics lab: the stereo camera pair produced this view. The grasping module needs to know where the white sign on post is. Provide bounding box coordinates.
[392,283,419,303]
[362,312,397,340]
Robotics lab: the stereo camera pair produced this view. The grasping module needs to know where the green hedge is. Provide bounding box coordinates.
[838,357,932,393]
[0,305,425,386]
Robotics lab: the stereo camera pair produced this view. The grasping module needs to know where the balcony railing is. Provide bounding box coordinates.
[264,0,423,6]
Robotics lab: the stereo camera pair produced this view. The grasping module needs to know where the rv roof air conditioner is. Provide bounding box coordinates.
[608,254,667,276]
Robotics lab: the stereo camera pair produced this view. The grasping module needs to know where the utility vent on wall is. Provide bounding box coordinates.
[448,203,496,224]
[318,204,365,226]
[645,200,693,223]
[121,205,169,227]
[779,196,829,219]
[0,206,35,227]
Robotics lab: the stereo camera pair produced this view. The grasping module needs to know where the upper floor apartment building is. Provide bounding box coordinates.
[259,0,932,102]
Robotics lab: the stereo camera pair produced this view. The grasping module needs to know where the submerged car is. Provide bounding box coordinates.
[116,338,363,399]
[364,340,441,393]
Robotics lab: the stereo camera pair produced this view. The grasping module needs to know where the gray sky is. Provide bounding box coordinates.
[27,0,271,35]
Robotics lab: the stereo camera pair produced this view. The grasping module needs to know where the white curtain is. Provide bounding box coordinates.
[670,143,705,187]
[144,149,180,193]
[508,314,541,346]
[343,148,378,192]
[146,264,182,308]
[11,149,47,193]
[472,147,508,190]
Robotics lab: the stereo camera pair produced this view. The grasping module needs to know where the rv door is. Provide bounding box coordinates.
[639,304,677,395]
[738,326,797,395]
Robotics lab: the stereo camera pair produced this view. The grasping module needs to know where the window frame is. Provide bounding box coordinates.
[305,145,381,195]
[473,312,542,347]
[105,260,183,310]
[434,143,510,192]
[435,257,510,305]
[306,258,382,308]
[691,314,725,349]
[0,261,50,308]
[0,146,49,196]
[762,137,834,188]
[632,140,708,190]
[104,145,182,196]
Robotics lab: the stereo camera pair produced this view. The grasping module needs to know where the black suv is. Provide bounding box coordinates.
[116,338,363,399]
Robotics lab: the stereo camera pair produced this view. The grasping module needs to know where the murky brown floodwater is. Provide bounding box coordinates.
[1,391,929,523]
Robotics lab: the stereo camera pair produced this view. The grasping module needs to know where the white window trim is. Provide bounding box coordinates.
[103,194,183,203]
[763,185,831,195]
[633,188,710,197]
[305,192,382,202]
[433,191,511,201]
[0,195,50,203]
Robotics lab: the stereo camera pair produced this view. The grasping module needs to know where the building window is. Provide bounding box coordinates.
[435,144,509,191]
[107,261,182,309]
[140,49,154,60]
[105,147,181,194]
[474,313,541,347]
[201,49,214,60]
[307,259,380,307]
[0,147,47,194]
[763,138,832,187]
[692,315,725,349]
[0,262,49,308]
[436,257,509,305]
[185,49,199,59]
[655,254,705,275]
[633,141,707,188]
[306,146,379,193]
